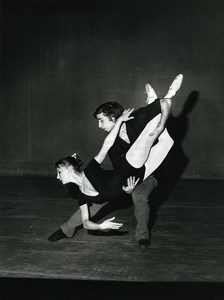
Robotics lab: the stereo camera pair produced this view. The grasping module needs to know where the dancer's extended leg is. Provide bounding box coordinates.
[143,128,174,179]
[126,114,162,168]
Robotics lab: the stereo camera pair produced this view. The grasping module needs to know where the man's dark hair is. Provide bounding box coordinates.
[93,102,124,121]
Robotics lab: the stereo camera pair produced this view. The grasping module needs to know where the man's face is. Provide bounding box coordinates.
[96,112,115,132]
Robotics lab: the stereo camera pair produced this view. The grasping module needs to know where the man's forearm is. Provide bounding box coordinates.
[105,118,123,146]
[94,119,123,164]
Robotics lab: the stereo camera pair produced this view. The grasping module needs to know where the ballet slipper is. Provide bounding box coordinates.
[164,74,183,99]
[145,83,158,105]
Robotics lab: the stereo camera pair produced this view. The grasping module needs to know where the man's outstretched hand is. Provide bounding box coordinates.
[122,176,140,194]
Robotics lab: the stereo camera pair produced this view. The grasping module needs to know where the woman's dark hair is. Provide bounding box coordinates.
[55,154,83,172]
[93,102,124,121]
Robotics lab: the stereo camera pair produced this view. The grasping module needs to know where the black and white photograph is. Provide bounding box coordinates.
[0,0,223,299]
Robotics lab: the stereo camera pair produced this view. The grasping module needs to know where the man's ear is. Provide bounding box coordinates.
[111,116,116,122]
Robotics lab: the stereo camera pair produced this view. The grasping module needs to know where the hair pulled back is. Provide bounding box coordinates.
[55,154,83,173]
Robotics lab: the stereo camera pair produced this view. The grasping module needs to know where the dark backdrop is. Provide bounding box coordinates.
[0,0,223,179]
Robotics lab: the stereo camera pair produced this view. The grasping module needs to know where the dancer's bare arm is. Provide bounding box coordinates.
[80,204,123,230]
[94,109,134,164]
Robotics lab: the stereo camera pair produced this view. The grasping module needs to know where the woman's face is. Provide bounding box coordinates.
[57,165,70,185]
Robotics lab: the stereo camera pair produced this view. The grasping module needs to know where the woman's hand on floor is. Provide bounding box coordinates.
[100,217,123,230]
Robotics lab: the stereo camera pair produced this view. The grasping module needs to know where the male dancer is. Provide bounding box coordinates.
[48,74,183,248]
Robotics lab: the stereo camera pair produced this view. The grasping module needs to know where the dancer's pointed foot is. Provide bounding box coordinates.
[145,83,158,105]
[164,74,183,99]
[48,228,68,242]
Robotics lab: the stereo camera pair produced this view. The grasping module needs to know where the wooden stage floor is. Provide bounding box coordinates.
[0,176,223,299]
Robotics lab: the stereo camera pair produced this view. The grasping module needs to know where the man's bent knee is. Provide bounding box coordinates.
[132,175,157,203]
